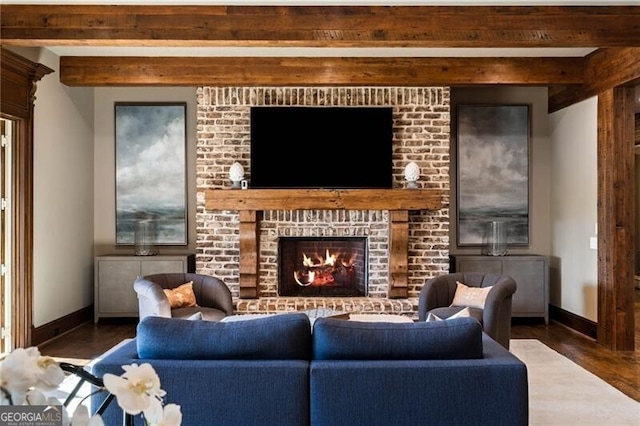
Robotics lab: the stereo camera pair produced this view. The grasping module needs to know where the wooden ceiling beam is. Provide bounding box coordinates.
[548,48,640,112]
[59,56,584,86]
[3,5,640,48]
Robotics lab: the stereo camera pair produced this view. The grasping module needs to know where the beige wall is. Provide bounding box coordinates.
[549,97,598,321]
[23,47,95,327]
[449,86,553,257]
[450,87,599,320]
[93,87,198,257]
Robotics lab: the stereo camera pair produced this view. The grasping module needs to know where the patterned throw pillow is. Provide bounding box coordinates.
[163,281,198,308]
[450,281,493,309]
[425,306,471,322]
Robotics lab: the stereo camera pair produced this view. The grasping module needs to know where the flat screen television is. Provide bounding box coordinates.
[250,106,393,189]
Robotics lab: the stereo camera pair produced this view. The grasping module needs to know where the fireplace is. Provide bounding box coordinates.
[278,237,368,297]
[196,86,451,315]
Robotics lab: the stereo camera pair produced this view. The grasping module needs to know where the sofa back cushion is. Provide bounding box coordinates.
[312,316,483,360]
[137,313,311,360]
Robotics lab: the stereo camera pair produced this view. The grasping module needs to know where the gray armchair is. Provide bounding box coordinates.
[418,272,516,349]
[134,273,234,321]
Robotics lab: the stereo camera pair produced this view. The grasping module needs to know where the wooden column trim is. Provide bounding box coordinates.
[597,87,636,351]
[388,210,409,299]
[1,48,53,348]
[238,210,259,299]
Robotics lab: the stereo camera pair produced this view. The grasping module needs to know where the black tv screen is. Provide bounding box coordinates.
[250,107,393,189]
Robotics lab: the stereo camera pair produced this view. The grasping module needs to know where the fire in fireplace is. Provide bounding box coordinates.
[278,237,367,297]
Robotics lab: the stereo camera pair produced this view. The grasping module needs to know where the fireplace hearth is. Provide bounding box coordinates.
[278,237,367,297]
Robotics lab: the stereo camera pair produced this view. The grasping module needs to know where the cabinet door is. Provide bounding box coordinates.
[97,260,140,314]
[503,258,546,313]
[140,259,186,275]
[455,258,502,275]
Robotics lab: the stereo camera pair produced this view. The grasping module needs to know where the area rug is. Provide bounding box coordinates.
[510,339,640,426]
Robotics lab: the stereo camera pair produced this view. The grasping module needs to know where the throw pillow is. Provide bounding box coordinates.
[450,281,493,309]
[425,306,471,322]
[185,311,203,321]
[163,281,198,308]
[220,314,275,322]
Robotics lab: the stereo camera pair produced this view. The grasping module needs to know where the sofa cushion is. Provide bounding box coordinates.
[312,316,483,360]
[137,313,312,360]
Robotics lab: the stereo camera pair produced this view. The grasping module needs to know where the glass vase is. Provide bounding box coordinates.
[134,219,158,256]
[485,220,508,256]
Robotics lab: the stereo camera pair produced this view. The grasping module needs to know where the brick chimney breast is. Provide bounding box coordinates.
[196,87,451,318]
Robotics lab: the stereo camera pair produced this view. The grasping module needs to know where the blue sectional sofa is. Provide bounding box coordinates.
[91,313,528,426]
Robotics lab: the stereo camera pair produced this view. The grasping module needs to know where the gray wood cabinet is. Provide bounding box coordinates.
[451,255,549,324]
[94,254,195,323]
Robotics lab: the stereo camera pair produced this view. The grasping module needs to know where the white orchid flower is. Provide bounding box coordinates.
[24,388,47,405]
[71,405,90,426]
[0,347,41,404]
[102,363,165,415]
[144,400,182,426]
[0,346,65,405]
[2,348,181,426]
[71,405,105,426]
[35,355,65,390]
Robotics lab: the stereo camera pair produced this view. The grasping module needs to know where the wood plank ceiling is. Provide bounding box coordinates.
[2,5,639,111]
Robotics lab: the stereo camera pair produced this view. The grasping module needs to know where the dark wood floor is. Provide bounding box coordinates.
[39,289,640,403]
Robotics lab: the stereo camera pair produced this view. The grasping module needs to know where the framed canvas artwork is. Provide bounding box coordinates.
[115,102,187,245]
[456,104,530,246]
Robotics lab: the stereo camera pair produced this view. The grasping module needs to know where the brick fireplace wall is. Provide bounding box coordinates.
[196,87,450,318]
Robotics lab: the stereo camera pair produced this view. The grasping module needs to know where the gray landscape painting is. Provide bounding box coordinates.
[115,103,187,245]
[457,105,529,246]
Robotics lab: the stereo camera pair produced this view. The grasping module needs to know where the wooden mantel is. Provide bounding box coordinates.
[205,188,443,211]
[204,188,444,299]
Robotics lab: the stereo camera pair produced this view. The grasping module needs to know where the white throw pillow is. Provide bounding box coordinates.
[425,307,471,322]
[450,281,493,309]
[185,311,203,321]
[220,314,275,322]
